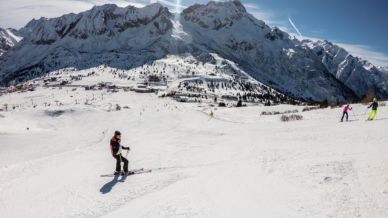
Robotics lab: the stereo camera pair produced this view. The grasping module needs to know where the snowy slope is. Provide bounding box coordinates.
[14,53,297,106]
[0,27,22,56]
[0,1,360,103]
[0,84,388,218]
[1,2,387,217]
[304,40,388,99]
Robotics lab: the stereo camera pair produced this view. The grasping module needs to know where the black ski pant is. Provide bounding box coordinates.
[341,112,348,122]
[113,154,128,172]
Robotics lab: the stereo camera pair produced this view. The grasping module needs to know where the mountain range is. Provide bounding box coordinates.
[0,0,387,103]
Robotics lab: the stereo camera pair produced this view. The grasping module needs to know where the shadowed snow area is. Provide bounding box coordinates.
[0,86,388,218]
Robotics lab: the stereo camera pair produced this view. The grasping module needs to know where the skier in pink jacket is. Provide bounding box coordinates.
[341,104,352,122]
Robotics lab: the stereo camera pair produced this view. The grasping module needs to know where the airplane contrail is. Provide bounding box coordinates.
[288,17,303,38]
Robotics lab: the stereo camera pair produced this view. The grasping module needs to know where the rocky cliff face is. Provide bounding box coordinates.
[0,27,22,56]
[305,40,388,99]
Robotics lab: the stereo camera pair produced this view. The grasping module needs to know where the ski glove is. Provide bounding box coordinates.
[123,146,130,151]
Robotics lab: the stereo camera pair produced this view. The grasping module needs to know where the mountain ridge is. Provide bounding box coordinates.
[0,0,386,103]
[0,27,22,56]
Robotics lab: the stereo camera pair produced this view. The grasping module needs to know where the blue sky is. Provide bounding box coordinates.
[0,0,387,66]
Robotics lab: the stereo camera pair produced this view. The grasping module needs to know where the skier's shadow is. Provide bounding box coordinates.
[100,175,127,194]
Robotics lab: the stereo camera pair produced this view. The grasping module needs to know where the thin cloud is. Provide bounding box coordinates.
[305,36,388,67]
[244,3,282,27]
[336,43,388,67]
[288,17,303,38]
[243,3,301,34]
[155,0,187,12]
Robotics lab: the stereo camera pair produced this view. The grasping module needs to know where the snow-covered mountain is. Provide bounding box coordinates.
[0,0,386,103]
[17,17,48,38]
[179,1,357,103]
[0,3,175,83]
[0,27,22,56]
[305,40,388,99]
[378,66,388,74]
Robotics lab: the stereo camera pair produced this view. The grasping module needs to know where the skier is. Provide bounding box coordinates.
[367,98,378,121]
[210,110,215,118]
[110,131,130,175]
[341,104,352,122]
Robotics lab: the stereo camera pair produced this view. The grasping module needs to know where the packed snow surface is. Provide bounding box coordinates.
[0,86,388,218]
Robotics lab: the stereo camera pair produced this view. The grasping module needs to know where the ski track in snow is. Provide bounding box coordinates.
[0,86,388,218]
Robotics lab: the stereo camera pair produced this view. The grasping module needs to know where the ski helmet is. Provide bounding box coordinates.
[114,130,121,136]
[373,98,377,102]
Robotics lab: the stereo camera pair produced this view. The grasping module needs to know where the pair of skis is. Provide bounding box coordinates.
[100,168,152,177]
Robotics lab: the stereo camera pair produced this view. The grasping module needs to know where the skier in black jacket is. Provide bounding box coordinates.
[367,98,378,120]
[110,131,130,175]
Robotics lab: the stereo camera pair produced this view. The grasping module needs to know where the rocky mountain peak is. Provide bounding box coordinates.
[181,0,251,30]
[23,3,173,46]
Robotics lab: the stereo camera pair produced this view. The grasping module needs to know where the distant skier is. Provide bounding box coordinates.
[367,98,378,121]
[210,110,215,118]
[341,104,352,122]
[110,131,130,175]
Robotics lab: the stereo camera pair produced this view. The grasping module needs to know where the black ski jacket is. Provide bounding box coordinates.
[368,102,378,110]
[110,136,129,156]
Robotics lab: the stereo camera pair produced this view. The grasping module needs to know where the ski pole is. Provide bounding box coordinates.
[364,108,369,115]
[125,148,130,173]
[119,153,123,173]
[351,110,358,120]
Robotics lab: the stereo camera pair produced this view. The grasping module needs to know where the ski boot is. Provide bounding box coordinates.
[121,171,134,176]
